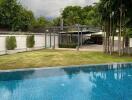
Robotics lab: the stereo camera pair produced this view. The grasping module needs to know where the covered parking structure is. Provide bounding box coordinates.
[57,25,101,48]
[59,30,94,48]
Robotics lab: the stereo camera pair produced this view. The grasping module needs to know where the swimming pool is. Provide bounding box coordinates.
[0,63,132,100]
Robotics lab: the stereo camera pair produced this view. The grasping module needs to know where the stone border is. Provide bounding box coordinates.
[0,62,132,73]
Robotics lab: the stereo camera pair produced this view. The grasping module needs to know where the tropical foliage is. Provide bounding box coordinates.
[98,0,132,56]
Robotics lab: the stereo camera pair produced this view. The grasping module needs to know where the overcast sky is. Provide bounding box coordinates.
[20,0,99,18]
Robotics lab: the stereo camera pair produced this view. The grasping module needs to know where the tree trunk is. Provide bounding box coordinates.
[106,22,109,53]
[109,15,112,55]
[112,27,115,53]
[122,12,126,55]
[112,16,116,53]
[106,21,110,53]
[118,8,122,56]
[103,25,106,53]
[122,35,125,55]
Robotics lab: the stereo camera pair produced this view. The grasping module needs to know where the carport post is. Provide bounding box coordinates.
[45,33,47,48]
[77,24,80,51]
[81,28,83,46]
[53,28,55,49]
[50,32,51,48]
[59,32,62,47]
[70,34,72,43]
[67,32,68,46]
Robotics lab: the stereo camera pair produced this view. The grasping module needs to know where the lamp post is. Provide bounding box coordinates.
[76,24,80,51]
[45,29,49,48]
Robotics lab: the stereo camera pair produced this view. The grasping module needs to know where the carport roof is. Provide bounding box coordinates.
[59,30,98,34]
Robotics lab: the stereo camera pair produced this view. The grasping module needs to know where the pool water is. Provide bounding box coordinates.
[0,63,132,100]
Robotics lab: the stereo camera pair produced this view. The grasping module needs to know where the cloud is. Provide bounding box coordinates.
[20,0,99,18]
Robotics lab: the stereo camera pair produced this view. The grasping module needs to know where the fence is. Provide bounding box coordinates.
[0,33,59,55]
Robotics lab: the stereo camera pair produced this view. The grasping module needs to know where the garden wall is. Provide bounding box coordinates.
[130,38,132,47]
[0,34,59,55]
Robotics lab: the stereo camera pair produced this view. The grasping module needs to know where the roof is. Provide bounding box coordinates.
[59,30,100,34]
[91,32,104,36]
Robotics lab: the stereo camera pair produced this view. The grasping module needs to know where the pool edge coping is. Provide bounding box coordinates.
[0,62,132,73]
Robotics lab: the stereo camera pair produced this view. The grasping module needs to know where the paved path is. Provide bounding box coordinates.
[56,45,103,52]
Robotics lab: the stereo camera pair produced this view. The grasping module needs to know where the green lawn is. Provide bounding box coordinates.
[0,49,132,70]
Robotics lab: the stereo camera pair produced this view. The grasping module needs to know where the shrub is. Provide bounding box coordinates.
[59,43,77,48]
[126,28,132,38]
[6,36,17,50]
[26,35,35,48]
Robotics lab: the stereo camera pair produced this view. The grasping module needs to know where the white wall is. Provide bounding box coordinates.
[130,38,132,47]
[55,35,59,48]
[0,34,59,55]
[0,36,6,54]
[50,34,59,48]
[16,35,27,51]
[114,36,123,41]
[35,35,45,48]
[46,35,50,48]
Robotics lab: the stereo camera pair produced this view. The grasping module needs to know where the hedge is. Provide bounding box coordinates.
[6,36,17,50]
[26,35,35,48]
[59,43,77,48]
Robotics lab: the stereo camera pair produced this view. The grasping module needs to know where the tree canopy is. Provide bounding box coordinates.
[98,0,132,27]
[32,17,52,28]
[0,0,35,31]
[97,0,132,55]
[0,0,102,31]
[61,5,101,26]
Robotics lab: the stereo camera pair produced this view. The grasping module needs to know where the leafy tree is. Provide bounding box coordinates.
[12,9,35,31]
[34,17,47,28]
[0,0,35,31]
[32,16,53,28]
[52,17,61,26]
[61,5,100,26]
[81,6,101,26]
[62,6,82,25]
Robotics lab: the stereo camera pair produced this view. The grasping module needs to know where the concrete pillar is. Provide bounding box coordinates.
[45,33,47,48]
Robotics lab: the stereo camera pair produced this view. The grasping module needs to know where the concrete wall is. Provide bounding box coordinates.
[16,35,27,51]
[130,38,132,47]
[0,34,59,55]
[0,35,6,55]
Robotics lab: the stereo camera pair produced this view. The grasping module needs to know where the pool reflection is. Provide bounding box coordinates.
[0,63,132,100]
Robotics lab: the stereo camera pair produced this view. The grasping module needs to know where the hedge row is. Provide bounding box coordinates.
[59,43,77,48]
[5,35,35,50]
[26,35,35,48]
[6,36,17,50]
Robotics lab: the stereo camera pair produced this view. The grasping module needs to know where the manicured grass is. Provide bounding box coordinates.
[0,49,132,70]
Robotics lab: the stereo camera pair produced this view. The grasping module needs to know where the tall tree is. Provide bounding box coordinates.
[62,6,82,25]
[0,0,35,31]
[98,0,132,56]
[82,5,100,26]
[61,5,101,26]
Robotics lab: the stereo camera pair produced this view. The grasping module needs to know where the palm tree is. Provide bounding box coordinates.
[98,0,129,55]
[98,0,114,54]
